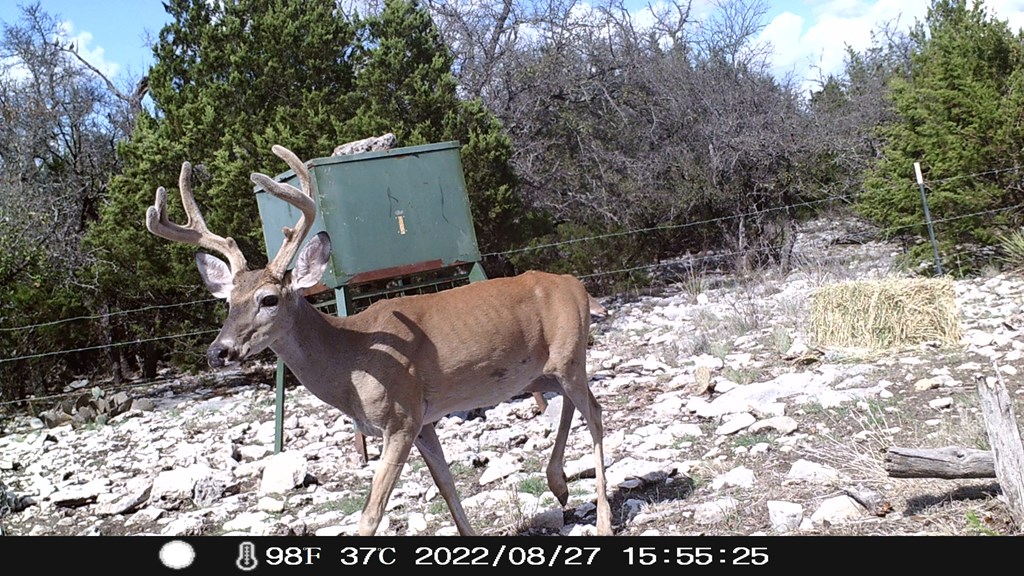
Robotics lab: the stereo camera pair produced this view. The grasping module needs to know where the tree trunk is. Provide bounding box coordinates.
[978,368,1024,529]
[141,341,158,380]
[99,302,122,385]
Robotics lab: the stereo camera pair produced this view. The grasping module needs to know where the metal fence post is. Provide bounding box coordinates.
[275,358,285,454]
[914,162,943,276]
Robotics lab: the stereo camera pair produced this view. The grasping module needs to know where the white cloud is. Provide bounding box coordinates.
[985,0,1024,31]
[760,1,925,94]
[59,21,121,79]
[762,0,1024,94]
[759,11,806,80]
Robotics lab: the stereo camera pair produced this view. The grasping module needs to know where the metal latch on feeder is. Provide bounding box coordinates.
[394,210,407,235]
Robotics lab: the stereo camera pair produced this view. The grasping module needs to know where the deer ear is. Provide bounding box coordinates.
[291,231,331,290]
[196,253,233,299]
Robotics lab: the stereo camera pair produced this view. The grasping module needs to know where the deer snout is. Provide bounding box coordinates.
[207,343,239,367]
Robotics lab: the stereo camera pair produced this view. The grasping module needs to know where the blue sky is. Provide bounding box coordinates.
[1,0,168,79]
[2,0,1023,93]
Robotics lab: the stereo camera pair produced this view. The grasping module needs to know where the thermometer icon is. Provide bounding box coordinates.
[236,541,258,571]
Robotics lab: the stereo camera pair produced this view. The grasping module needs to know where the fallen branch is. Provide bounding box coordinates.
[884,363,1024,530]
[884,446,994,479]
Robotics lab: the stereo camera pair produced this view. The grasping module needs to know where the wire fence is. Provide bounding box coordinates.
[0,329,220,364]
[0,298,220,333]
[482,193,855,259]
[1,163,1021,408]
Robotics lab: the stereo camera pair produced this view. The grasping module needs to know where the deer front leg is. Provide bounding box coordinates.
[358,424,417,536]
[546,395,576,506]
[582,389,613,536]
[415,422,475,535]
[555,367,614,535]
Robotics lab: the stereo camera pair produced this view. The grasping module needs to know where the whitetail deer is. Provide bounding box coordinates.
[145,145,613,536]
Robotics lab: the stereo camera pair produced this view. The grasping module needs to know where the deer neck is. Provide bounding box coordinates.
[268,299,361,412]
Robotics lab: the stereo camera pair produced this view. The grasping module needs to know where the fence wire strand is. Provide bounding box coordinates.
[1,162,1021,378]
[0,298,220,334]
[0,329,219,365]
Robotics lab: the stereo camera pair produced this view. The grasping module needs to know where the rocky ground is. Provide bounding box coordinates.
[1,219,1022,537]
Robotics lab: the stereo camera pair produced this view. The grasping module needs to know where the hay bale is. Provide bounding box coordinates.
[810,277,961,349]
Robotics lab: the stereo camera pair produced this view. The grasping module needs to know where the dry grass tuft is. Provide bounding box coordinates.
[810,277,961,349]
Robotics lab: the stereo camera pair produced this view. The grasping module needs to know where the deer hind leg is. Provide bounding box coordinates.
[556,364,613,536]
[415,422,476,535]
[359,424,417,536]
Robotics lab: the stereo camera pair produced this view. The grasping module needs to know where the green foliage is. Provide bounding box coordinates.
[0,250,93,402]
[344,0,457,144]
[516,475,548,497]
[83,0,534,375]
[996,228,1024,271]
[0,5,127,398]
[965,510,1000,536]
[857,0,1024,273]
[344,0,543,257]
[508,221,654,296]
[85,0,362,369]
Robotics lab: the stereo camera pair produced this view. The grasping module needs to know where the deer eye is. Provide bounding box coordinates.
[259,294,279,308]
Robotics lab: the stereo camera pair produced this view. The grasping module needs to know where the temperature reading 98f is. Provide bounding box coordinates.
[265,547,322,566]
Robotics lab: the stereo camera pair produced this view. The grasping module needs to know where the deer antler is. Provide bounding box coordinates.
[146,161,249,275]
[250,145,317,281]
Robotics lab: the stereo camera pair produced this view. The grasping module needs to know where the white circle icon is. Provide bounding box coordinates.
[159,540,196,569]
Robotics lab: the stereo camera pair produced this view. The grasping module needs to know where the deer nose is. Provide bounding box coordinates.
[207,344,234,368]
